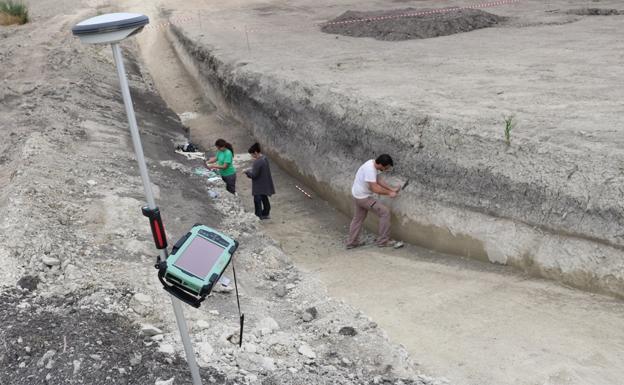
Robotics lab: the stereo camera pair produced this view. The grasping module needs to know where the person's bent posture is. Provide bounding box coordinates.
[206,138,236,195]
[346,154,400,249]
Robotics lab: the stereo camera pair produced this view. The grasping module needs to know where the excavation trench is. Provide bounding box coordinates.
[128,5,624,385]
[161,25,492,260]
[163,22,624,299]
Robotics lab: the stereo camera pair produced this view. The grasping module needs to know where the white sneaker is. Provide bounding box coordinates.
[377,240,404,249]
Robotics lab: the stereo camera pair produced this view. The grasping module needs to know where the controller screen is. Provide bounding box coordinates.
[174,235,225,278]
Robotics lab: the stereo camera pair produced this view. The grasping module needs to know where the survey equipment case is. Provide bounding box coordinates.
[155,224,239,308]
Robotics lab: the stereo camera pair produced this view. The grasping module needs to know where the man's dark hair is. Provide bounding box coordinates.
[375,154,393,167]
[248,142,261,154]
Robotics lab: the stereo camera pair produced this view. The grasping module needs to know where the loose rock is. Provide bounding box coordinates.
[195,320,210,330]
[141,324,163,337]
[37,350,56,368]
[298,343,316,359]
[16,275,40,292]
[42,256,61,266]
[339,326,357,336]
[256,317,279,335]
[157,343,175,356]
[302,307,318,322]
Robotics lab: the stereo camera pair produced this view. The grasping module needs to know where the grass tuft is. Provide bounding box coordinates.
[503,115,515,146]
[0,0,29,26]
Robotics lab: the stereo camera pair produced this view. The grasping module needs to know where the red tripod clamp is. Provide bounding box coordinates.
[141,206,168,250]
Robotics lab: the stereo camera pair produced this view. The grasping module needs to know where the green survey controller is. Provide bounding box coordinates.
[156,224,238,308]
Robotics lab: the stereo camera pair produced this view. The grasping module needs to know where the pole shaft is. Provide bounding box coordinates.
[111,43,157,210]
[110,43,203,385]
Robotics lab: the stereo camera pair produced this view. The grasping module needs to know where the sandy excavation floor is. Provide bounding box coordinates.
[113,1,624,384]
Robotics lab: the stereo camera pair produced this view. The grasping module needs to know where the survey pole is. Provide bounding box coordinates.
[111,43,203,385]
[72,13,202,385]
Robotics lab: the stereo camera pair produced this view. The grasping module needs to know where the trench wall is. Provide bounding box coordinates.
[168,25,624,298]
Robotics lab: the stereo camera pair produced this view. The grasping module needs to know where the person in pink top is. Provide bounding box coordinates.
[346,154,402,249]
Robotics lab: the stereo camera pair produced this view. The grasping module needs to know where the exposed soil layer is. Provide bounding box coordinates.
[566,8,622,16]
[321,8,505,40]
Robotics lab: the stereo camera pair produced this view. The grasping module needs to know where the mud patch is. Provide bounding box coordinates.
[321,8,505,41]
[566,8,622,16]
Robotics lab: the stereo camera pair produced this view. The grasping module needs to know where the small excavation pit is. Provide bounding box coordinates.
[320,7,505,41]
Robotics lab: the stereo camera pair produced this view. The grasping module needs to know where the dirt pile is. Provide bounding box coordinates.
[566,8,622,16]
[320,8,504,41]
[0,289,214,385]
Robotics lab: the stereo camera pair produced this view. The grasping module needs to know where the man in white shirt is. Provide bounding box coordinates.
[347,154,401,249]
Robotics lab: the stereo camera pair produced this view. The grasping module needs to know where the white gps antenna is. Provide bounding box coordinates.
[72,13,203,385]
[72,13,149,44]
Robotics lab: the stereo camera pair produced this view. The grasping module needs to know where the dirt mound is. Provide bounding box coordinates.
[320,7,505,41]
[0,289,223,385]
[566,8,622,16]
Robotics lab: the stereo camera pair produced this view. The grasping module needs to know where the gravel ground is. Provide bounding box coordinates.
[0,288,220,385]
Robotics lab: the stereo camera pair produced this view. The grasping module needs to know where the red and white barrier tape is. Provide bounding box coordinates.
[295,185,313,199]
[319,0,521,28]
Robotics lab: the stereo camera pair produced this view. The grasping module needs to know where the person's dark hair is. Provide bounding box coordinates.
[215,138,234,154]
[248,142,261,154]
[375,154,394,167]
